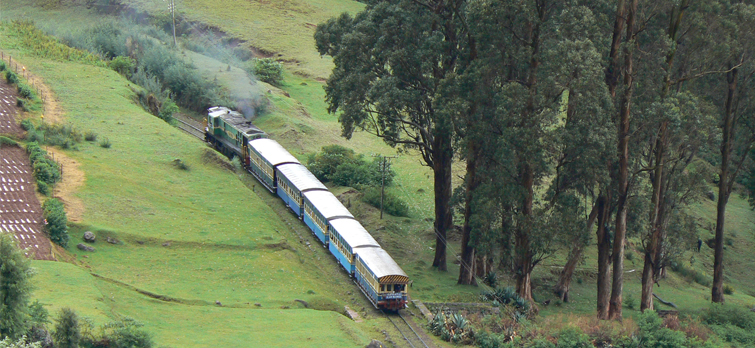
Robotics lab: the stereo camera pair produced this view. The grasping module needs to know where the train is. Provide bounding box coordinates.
[205,106,409,311]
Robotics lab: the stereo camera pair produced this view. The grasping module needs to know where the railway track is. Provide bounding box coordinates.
[387,311,431,348]
[174,115,205,139]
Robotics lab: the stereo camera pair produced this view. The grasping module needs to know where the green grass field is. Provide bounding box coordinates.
[2,0,755,346]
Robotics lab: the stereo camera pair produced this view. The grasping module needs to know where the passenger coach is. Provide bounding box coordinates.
[355,248,409,311]
[328,218,380,274]
[302,190,353,245]
[247,138,300,191]
[275,163,327,217]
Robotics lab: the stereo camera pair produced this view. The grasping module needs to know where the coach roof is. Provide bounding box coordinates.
[303,190,354,220]
[249,138,300,166]
[276,163,327,192]
[330,218,379,249]
[357,247,408,282]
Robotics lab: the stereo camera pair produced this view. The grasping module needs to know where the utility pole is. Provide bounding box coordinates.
[167,0,177,47]
[374,155,397,219]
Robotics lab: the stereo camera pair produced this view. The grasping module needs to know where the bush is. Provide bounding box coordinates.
[0,337,41,348]
[5,70,18,85]
[307,145,393,188]
[109,56,135,77]
[723,284,734,295]
[361,186,409,217]
[0,136,19,147]
[0,61,5,71]
[249,58,284,85]
[100,318,153,348]
[52,308,80,348]
[19,119,34,131]
[100,137,112,148]
[37,181,50,196]
[26,142,61,186]
[631,311,692,348]
[17,84,33,99]
[43,198,69,248]
[556,327,591,348]
[158,98,179,122]
[84,131,97,142]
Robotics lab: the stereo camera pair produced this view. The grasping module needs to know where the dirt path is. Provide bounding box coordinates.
[47,147,84,223]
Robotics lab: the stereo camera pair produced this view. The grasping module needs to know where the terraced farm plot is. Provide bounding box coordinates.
[0,82,21,136]
[0,146,54,260]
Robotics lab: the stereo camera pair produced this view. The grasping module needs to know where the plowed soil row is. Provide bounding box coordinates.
[0,83,22,137]
[0,79,54,260]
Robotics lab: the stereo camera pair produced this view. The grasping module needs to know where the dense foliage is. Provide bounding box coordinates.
[306,145,393,188]
[26,142,61,195]
[42,198,69,248]
[247,58,284,85]
[0,234,34,340]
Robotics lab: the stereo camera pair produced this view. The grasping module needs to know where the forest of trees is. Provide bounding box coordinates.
[316,0,755,319]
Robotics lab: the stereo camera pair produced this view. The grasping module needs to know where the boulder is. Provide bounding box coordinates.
[83,231,96,243]
[706,191,715,201]
[365,339,384,348]
[77,243,95,252]
[106,237,120,244]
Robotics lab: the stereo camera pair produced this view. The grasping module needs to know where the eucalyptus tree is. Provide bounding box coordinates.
[629,0,720,311]
[314,0,472,271]
[448,0,613,300]
[703,0,755,304]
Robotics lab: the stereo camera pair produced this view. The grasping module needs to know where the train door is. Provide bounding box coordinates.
[242,138,250,166]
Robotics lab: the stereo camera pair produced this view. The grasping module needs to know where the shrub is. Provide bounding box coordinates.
[100,137,112,148]
[33,161,61,185]
[0,61,5,71]
[100,318,153,348]
[43,198,69,248]
[84,131,97,142]
[307,145,393,188]
[632,311,692,348]
[37,181,50,196]
[556,327,591,348]
[723,284,734,295]
[5,70,18,85]
[19,119,34,131]
[109,56,135,77]
[52,308,80,348]
[0,337,42,348]
[249,58,284,85]
[17,84,33,99]
[362,186,409,217]
[0,136,19,147]
[158,98,179,122]
[625,294,637,310]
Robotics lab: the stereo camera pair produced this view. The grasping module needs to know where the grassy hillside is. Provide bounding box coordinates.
[2,0,755,346]
[0,24,380,346]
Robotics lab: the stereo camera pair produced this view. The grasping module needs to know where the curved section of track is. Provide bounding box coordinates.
[387,311,430,348]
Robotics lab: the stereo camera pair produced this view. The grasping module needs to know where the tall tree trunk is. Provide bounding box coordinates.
[458,140,480,285]
[432,130,454,272]
[515,164,536,302]
[641,122,668,311]
[596,193,612,319]
[712,68,738,303]
[609,0,638,321]
[554,202,599,302]
[606,0,627,97]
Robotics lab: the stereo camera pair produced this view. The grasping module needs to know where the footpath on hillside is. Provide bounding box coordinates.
[0,79,54,260]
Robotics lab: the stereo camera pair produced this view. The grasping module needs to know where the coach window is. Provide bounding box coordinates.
[380,285,385,292]
[395,284,403,292]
